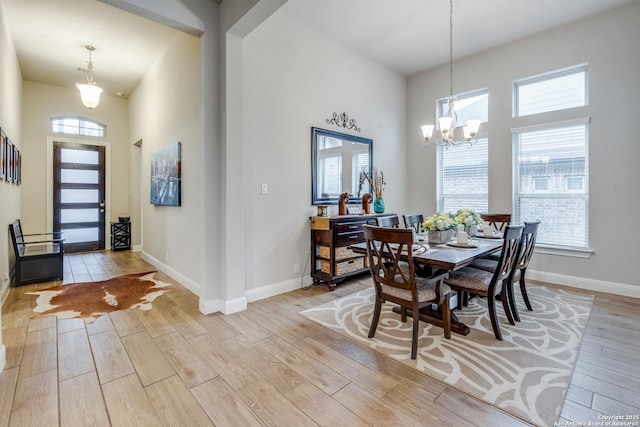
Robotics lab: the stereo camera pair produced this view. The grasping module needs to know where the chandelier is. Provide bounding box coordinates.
[421,0,481,148]
[76,45,103,109]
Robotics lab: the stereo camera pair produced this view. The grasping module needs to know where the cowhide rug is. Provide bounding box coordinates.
[26,271,173,322]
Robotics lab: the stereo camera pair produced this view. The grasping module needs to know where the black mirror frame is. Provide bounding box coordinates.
[311,127,373,206]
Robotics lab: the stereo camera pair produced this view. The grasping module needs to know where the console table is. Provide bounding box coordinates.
[310,213,395,290]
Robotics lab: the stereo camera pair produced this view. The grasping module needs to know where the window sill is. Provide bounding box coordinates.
[534,244,593,259]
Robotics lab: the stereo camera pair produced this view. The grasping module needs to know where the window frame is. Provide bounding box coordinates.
[513,63,588,118]
[51,116,107,138]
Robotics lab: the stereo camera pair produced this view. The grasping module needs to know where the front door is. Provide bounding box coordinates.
[53,141,106,253]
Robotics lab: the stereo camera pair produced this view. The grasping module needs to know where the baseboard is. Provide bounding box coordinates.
[199,296,247,315]
[245,275,313,303]
[141,251,202,296]
[132,245,143,253]
[528,269,640,299]
[199,298,223,315]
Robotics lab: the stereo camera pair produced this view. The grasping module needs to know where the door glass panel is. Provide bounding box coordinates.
[61,227,99,243]
[61,169,99,184]
[61,148,99,165]
[61,189,99,203]
[61,208,99,223]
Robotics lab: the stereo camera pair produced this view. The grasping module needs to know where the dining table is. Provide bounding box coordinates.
[350,234,503,336]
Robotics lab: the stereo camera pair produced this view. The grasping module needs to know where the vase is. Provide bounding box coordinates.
[428,229,454,244]
[373,197,385,213]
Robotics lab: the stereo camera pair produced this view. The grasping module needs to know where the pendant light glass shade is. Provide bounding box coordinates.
[76,83,103,109]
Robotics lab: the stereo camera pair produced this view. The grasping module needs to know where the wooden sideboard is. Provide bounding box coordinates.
[310,213,395,290]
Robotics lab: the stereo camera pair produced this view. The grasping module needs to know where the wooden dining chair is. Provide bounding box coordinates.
[480,213,511,232]
[444,224,523,341]
[376,215,400,228]
[363,225,451,359]
[471,221,540,321]
[402,214,424,233]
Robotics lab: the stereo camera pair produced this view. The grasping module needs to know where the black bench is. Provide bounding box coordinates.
[8,220,64,286]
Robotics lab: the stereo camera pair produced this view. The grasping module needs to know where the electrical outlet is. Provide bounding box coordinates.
[165,253,169,262]
[294,263,300,274]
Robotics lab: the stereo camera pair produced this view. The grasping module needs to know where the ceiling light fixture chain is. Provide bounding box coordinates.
[84,45,96,85]
[420,0,481,148]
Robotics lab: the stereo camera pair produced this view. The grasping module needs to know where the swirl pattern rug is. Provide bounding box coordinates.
[300,284,593,427]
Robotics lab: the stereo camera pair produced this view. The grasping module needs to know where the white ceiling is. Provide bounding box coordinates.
[2,0,636,100]
[2,0,181,98]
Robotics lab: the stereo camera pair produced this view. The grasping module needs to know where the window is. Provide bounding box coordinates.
[533,177,550,191]
[436,89,489,213]
[513,120,589,248]
[437,137,488,213]
[438,90,489,126]
[513,64,590,250]
[51,117,106,137]
[566,175,584,191]
[514,64,587,117]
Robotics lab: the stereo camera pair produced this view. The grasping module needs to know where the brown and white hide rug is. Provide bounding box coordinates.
[26,271,173,322]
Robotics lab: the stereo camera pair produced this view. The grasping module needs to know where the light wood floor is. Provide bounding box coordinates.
[1,251,638,426]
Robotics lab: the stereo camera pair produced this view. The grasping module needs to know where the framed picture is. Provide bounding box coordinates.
[150,141,181,206]
[0,129,6,181]
[15,148,21,185]
[6,138,13,183]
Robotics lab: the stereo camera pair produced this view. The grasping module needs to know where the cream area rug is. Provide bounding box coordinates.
[300,284,593,427]
[26,271,173,322]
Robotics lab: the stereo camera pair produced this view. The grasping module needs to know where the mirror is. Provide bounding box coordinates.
[311,127,373,205]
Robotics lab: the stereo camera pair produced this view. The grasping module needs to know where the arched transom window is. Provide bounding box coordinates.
[51,116,106,138]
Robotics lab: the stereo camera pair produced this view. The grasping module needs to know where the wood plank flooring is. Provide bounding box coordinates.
[0,250,639,426]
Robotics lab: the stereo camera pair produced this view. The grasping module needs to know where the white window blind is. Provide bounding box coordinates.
[437,137,488,213]
[514,65,587,117]
[513,122,589,248]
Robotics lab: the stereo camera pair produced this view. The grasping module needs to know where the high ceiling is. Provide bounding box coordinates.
[2,0,636,100]
[282,0,637,76]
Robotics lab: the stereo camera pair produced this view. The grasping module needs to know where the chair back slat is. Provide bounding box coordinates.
[516,221,540,270]
[375,215,400,228]
[480,213,511,232]
[363,225,415,292]
[402,214,424,233]
[492,224,524,284]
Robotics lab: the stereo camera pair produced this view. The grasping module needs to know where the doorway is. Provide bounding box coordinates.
[53,141,106,252]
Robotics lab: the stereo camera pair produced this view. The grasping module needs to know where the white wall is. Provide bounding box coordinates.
[20,82,130,239]
[0,0,22,372]
[407,2,640,296]
[242,8,406,293]
[128,32,205,294]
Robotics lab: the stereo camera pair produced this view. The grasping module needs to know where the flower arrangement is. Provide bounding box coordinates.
[361,167,386,198]
[422,212,458,231]
[454,209,482,227]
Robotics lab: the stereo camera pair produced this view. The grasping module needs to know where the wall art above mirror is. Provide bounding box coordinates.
[311,127,372,206]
